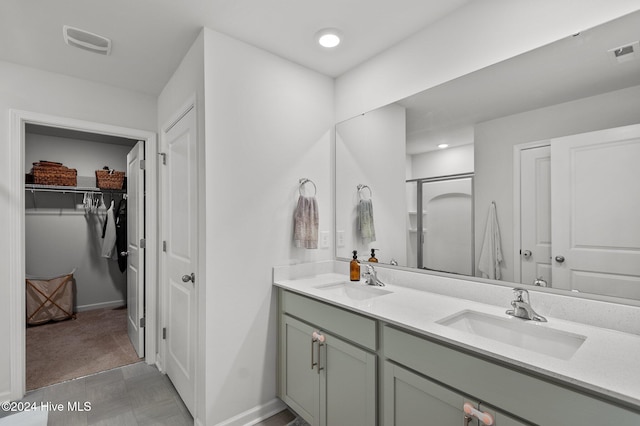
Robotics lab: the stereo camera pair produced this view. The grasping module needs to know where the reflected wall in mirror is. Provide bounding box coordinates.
[335,10,640,302]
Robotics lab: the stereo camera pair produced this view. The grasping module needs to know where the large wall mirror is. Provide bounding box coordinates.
[336,10,640,303]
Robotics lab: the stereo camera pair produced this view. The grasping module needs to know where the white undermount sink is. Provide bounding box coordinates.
[437,310,586,360]
[314,281,392,301]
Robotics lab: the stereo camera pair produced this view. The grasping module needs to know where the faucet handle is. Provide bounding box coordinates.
[512,287,530,303]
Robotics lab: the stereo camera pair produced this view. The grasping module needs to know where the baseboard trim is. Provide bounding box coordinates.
[214,398,286,426]
[75,300,126,312]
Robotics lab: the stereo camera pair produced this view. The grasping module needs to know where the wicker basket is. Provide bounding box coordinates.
[96,169,125,190]
[30,162,77,186]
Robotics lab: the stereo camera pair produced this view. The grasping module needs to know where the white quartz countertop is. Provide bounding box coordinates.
[274,272,640,409]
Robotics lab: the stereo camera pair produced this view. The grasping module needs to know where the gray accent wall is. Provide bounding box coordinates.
[25,132,135,311]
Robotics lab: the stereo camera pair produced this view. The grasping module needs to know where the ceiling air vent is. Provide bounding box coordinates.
[63,25,111,55]
[608,41,638,63]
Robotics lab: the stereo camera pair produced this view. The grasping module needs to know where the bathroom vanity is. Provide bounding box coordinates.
[274,262,640,425]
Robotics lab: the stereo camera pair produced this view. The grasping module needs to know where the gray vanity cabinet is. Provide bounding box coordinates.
[278,290,377,426]
[383,361,529,425]
[383,325,640,426]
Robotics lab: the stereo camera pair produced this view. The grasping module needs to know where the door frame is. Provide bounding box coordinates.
[513,139,550,284]
[8,109,158,400]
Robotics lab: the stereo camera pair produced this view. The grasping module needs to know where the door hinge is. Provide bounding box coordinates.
[140,238,146,249]
[140,159,146,170]
[139,317,145,328]
[162,327,167,340]
[162,241,167,252]
[159,152,167,165]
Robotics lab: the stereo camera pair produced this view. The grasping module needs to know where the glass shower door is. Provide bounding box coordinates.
[414,175,474,275]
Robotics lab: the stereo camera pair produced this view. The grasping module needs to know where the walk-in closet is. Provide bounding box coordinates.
[24,124,141,390]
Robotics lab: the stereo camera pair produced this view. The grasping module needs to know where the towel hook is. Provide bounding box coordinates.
[299,178,317,196]
[357,184,372,199]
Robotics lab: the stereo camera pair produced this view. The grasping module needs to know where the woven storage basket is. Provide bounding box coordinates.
[31,162,77,186]
[96,169,125,190]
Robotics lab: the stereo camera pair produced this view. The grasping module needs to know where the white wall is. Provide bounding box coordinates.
[335,0,640,121]
[410,144,474,179]
[25,133,133,311]
[202,29,334,425]
[0,60,156,401]
[336,103,407,264]
[474,84,640,282]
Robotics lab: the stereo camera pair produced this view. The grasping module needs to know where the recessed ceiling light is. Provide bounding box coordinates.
[316,28,341,48]
[438,144,449,149]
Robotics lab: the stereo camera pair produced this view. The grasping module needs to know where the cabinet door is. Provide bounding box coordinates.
[383,361,478,425]
[480,403,532,426]
[281,315,320,425]
[320,331,376,426]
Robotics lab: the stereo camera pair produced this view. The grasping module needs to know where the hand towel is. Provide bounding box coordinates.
[357,198,376,244]
[478,202,503,280]
[294,195,319,249]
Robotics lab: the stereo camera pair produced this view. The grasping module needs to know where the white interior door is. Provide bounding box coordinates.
[520,145,552,286]
[162,106,197,415]
[127,141,145,358]
[551,124,640,298]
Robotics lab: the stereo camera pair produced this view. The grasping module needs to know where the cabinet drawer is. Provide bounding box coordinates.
[281,290,376,350]
[382,325,640,426]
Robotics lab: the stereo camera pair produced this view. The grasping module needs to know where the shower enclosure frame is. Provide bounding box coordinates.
[407,172,475,274]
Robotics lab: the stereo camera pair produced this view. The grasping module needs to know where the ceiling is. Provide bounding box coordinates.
[400,9,640,154]
[0,0,471,96]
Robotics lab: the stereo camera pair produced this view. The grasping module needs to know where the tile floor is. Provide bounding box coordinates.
[3,362,297,426]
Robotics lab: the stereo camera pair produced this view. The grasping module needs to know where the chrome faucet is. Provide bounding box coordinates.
[506,288,547,322]
[363,264,385,287]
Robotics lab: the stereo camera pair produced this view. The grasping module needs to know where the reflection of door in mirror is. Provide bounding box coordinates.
[552,124,640,300]
[519,145,551,286]
[517,124,640,300]
[407,175,474,275]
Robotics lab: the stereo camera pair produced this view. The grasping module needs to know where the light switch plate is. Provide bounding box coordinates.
[337,230,345,247]
[320,231,330,248]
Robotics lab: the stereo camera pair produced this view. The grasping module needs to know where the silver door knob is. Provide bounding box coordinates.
[182,273,195,283]
[521,250,532,259]
[555,255,565,263]
[120,251,130,257]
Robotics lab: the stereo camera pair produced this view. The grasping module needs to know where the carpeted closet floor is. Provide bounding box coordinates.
[26,306,141,390]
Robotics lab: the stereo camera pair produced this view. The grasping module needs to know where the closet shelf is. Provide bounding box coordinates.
[25,184,125,194]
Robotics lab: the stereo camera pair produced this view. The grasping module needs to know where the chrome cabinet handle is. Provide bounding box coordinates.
[182,273,195,283]
[311,332,318,370]
[120,251,130,257]
[311,331,325,374]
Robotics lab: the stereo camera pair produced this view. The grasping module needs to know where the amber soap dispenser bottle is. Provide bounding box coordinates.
[368,248,379,262]
[350,250,360,281]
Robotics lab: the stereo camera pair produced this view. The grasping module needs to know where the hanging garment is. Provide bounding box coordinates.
[293,195,319,249]
[478,202,503,280]
[101,200,117,259]
[357,198,376,244]
[115,197,127,273]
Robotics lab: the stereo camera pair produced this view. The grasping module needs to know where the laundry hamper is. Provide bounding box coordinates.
[26,273,76,325]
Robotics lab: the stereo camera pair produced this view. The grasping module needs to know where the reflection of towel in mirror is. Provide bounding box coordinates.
[478,202,503,280]
[357,199,376,244]
[294,195,319,249]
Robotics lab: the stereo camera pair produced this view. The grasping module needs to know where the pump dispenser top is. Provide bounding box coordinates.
[350,250,360,281]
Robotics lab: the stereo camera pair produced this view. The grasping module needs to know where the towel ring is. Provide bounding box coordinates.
[357,184,372,199]
[299,178,317,196]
